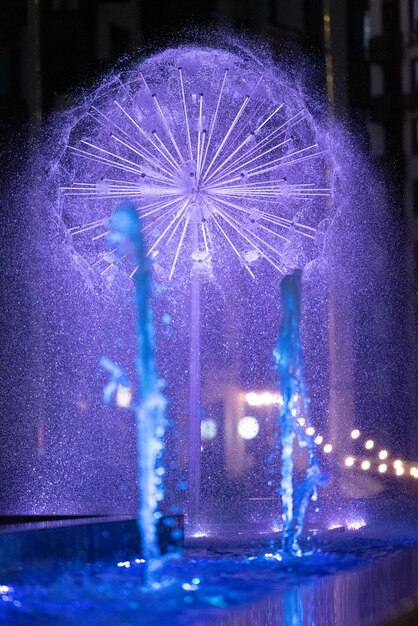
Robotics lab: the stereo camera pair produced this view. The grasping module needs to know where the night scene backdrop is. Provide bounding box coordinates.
[0,0,417,524]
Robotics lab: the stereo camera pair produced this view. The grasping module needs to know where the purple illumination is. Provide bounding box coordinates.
[2,35,410,541]
[0,29,417,626]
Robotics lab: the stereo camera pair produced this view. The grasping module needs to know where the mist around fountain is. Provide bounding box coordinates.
[50,33,334,532]
[1,31,411,546]
[99,197,324,576]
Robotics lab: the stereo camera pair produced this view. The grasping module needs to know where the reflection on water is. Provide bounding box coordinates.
[199,546,418,626]
[1,533,417,625]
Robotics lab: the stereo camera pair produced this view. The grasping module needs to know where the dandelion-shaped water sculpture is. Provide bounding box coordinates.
[274,270,325,555]
[60,46,329,281]
[60,45,331,532]
[100,200,168,585]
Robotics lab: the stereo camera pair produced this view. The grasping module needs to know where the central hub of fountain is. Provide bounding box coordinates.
[172,160,214,225]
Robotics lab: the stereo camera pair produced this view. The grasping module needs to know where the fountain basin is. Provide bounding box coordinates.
[0,505,417,625]
[0,514,183,568]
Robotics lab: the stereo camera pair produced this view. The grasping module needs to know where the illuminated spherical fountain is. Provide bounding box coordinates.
[58,44,332,532]
[59,45,329,284]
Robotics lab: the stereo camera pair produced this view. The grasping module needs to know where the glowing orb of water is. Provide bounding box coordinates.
[59,43,330,284]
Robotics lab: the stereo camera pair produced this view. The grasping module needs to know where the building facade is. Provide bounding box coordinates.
[368,0,418,453]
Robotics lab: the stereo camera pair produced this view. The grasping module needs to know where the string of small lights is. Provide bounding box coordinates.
[244,391,418,480]
[115,378,415,481]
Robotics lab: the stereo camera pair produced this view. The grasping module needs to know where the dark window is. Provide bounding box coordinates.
[412,0,418,31]
[415,242,418,351]
[109,25,130,59]
[414,242,418,330]
[363,12,371,55]
[269,0,278,25]
[414,119,418,152]
[412,59,418,91]
[414,180,418,215]
[382,2,398,33]
[0,47,9,98]
[50,0,79,11]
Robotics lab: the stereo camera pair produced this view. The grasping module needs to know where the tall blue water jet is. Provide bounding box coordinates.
[104,199,168,583]
[274,270,324,554]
